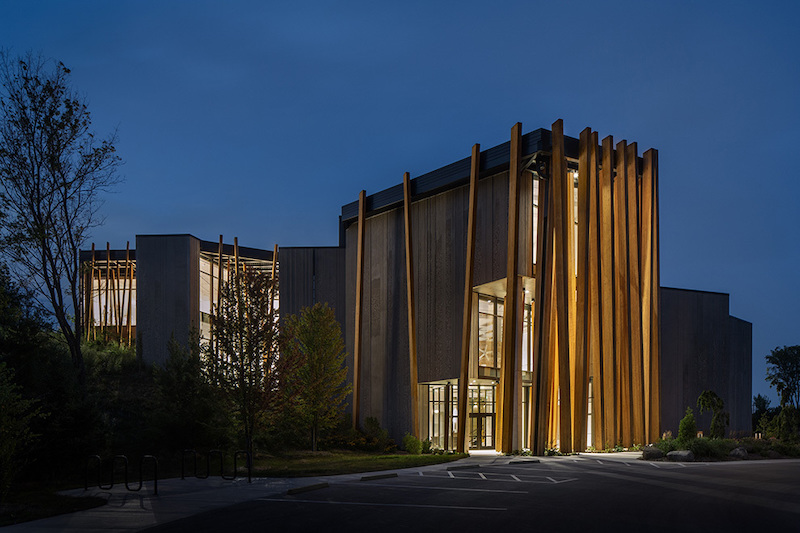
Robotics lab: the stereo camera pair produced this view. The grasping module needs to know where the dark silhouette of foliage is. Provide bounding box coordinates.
[284,303,351,451]
[697,390,729,439]
[0,51,121,388]
[0,362,45,502]
[766,345,800,409]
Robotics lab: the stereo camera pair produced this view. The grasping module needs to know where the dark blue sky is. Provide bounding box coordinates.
[3,1,798,404]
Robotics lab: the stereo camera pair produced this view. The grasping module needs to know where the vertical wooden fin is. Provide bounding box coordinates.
[457,143,480,453]
[613,141,632,446]
[599,136,616,447]
[352,190,367,429]
[403,172,420,438]
[234,237,240,276]
[551,119,573,452]
[126,242,133,346]
[500,123,522,452]
[574,127,593,451]
[645,148,661,443]
[626,143,645,445]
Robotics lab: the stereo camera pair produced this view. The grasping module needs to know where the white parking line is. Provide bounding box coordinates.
[448,471,455,478]
[511,475,521,482]
[262,498,506,511]
[478,473,487,480]
[364,483,527,494]
[650,462,660,468]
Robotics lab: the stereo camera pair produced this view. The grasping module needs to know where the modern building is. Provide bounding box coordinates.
[80,120,752,453]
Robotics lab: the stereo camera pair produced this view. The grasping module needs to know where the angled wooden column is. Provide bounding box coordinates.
[234,237,240,276]
[457,144,480,453]
[125,242,133,346]
[645,148,661,443]
[352,190,367,429]
[587,132,603,449]
[269,244,279,315]
[625,142,645,445]
[573,127,592,452]
[402,172,420,438]
[613,140,632,446]
[640,149,654,442]
[500,123,522,452]
[551,119,573,452]
[530,171,553,454]
[599,136,616,446]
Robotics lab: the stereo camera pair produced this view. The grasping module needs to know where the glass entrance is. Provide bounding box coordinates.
[468,384,495,449]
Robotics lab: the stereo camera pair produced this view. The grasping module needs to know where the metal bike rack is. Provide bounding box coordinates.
[85,454,159,495]
[181,449,251,483]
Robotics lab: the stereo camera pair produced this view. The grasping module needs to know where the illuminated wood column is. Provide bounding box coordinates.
[586,131,604,449]
[500,123,522,453]
[530,163,553,454]
[573,127,592,452]
[457,144,480,453]
[626,142,645,445]
[643,148,661,443]
[402,173,420,438]
[613,141,633,446]
[352,190,367,429]
[551,119,573,453]
[599,136,616,446]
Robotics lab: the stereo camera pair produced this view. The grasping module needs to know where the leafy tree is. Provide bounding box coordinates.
[207,270,300,462]
[284,303,351,451]
[766,345,800,409]
[697,390,729,439]
[0,51,121,388]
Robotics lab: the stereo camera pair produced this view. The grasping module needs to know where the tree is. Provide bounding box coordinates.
[697,390,729,439]
[766,345,800,409]
[0,51,121,387]
[284,303,351,451]
[208,269,300,462]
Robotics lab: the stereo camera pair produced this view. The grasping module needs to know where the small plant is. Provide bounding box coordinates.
[678,408,697,446]
[613,443,624,452]
[629,443,643,452]
[545,447,562,456]
[421,439,432,454]
[402,433,422,455]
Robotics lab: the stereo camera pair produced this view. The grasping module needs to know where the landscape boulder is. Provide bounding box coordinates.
[642,446,664,460]
[729,447,748,460]
[666,450,695,462]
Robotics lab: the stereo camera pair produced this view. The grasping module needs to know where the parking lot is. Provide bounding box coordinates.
[142,454,800,532]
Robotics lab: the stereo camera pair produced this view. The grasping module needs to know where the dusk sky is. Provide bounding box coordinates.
[2,1,798,404]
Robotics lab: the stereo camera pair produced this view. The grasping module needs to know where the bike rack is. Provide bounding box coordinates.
[181,449,251,483]
[85,454,158,495]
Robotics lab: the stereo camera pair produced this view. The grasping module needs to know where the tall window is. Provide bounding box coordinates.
[478,295,503,369]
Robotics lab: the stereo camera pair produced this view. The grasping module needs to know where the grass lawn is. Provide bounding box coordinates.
[252,451,469,477]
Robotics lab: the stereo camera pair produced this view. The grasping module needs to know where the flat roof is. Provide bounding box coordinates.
[340,127,581,224]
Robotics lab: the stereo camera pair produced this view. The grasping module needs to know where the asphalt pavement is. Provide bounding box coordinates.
[4,452,800,532]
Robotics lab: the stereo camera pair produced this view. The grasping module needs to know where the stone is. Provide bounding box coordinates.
[729,447,748,459]
[666,450,695,462]
[642,446,664,460]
